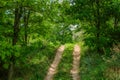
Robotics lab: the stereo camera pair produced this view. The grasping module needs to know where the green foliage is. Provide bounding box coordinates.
[14,41,60,80]
[80,53,106,80]
[69,0,120,54]
[0,0,120,79]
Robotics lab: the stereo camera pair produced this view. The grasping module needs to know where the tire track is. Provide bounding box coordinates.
[70,44,81,80]
[44,45,65,80]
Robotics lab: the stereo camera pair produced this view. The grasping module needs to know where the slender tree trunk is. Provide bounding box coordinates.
[8,6,22,80]
[8,62,14,80]
[114,17,119,29]
[12,7,22,45]
[95,0,101,53]
[23,8,30,45]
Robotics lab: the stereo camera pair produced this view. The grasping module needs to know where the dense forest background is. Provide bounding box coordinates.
[0,0,120,80]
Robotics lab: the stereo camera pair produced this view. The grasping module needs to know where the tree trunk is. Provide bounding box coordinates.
[114,17,119,29]
[12,7,22,45]
[23,8,30,45]
[8,6,22,80]
[95,0,102,53]
[8,62,14,80]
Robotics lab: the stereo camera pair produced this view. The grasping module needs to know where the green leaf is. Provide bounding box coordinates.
[3,63,9,69]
